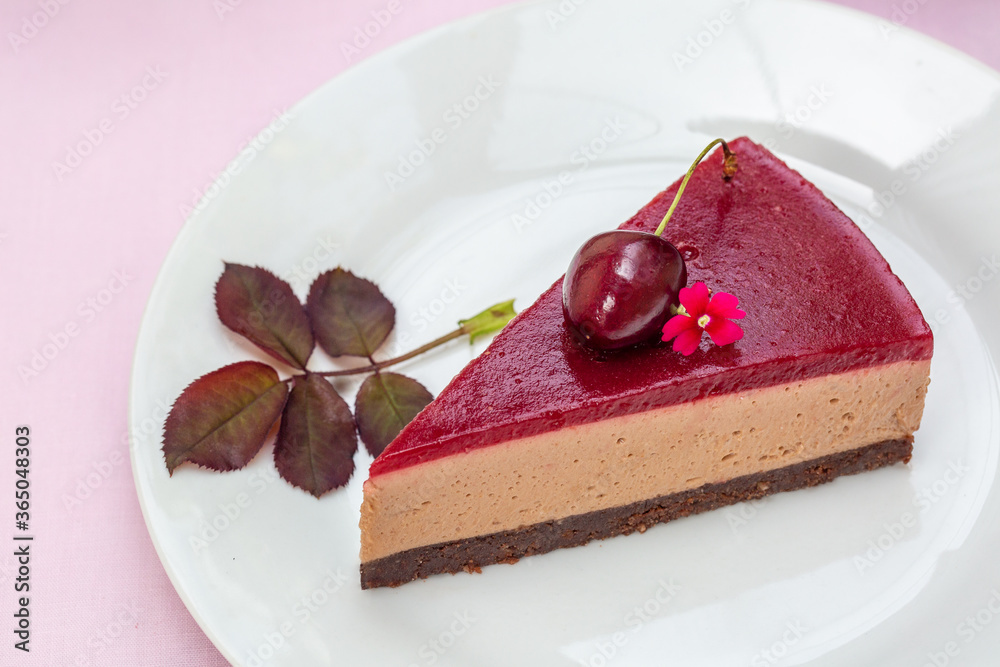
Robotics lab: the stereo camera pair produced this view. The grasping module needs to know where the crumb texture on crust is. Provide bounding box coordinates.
[360,438,912,589]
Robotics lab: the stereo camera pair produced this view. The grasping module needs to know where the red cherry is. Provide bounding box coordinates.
[560,138,736,352]
[562,231,686,350]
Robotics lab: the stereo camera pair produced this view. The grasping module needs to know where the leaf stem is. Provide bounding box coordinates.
[653,138,736,237]
[313,328,466,379]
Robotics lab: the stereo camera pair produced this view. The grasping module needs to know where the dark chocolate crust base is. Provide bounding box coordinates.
[360,438,913,589]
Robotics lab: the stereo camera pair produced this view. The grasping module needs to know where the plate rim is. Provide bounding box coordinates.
[127,1,1000,663]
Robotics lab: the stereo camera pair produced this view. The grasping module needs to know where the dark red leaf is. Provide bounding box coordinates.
[163,361,288,474]
[355,372,433,457]
[306,268,395,358]
[274,374,358,497]
[215,263,314,369]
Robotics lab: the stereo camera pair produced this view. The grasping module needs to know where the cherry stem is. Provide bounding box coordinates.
[653,138,736,237]
[310,328,465,379]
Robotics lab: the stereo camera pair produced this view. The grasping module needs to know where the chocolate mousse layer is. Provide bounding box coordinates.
[361,360,928,565]
[361,437,911,589]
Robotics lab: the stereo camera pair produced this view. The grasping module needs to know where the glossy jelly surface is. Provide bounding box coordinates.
[370,138,933,476]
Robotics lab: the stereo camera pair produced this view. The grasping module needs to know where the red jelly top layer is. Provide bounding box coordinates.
[369,138,933,477]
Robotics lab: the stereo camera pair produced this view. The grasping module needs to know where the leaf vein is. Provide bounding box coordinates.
[239,271,306,368]
[173,381,283,460]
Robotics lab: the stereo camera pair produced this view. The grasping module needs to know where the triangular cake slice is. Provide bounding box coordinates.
[359,137,933,589]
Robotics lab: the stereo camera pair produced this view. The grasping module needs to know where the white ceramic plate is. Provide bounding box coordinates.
[130,1,1000,664]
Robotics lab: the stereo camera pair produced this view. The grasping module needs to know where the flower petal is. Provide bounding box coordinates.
[672,327,703,356]
[707,292,746,319]
[705,318,744,346]
[661,314,697,342]
[707,291,738,310]
[678,282,710,317]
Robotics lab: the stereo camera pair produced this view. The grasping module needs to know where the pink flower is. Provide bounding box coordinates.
[661,282,745,356]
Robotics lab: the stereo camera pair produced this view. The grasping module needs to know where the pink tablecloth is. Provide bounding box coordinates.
[1,0,996,664]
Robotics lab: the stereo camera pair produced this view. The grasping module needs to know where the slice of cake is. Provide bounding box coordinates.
[359,137,933,589]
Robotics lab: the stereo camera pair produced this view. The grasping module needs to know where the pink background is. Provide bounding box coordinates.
[1,0,997,664]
